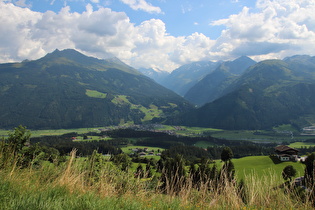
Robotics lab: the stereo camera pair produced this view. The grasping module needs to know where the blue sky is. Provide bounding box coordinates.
[30,0,256,38]
[1,0,315,71]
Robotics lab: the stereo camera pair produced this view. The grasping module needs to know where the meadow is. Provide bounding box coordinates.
[1,124,314,209]
[0,127,104,138]
[0,151,313,210]
[232,156,305,181]
[1,124,314,142]
[289,141,315,148]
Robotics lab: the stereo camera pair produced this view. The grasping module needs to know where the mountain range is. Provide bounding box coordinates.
[158,61,221,96]
[184,56,257,106]
[1,49,315,130]
[168,56,315,130]
[0,49,192,129]
[137,67,169,84]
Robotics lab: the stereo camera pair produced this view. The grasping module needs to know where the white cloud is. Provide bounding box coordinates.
[181,4,192,14]
[210,0,315,61]
[0,0,315,72]
[120,0,162,14]
[0,2,213,71]
[15,0,30,7]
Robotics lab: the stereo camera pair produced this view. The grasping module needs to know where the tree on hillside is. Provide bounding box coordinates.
[135,164,144,178]
[220,147,235,182]
[1,125,61,169]
[282,165,297,182]
[303,153,315,186]
[221,160,235,181]
[7,125,31,154]
[111,153,131,171]
[221,146,233,162]
[160,154,186,194]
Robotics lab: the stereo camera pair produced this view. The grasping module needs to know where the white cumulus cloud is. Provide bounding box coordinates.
[0,0,315,71]
[211,0,315,61]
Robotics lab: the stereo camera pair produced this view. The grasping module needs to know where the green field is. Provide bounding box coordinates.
[111,95,164,122]
[121,146,164,153]
[210,130,315,142]
[194,141,215,148]
[2,125,315,142]
[162,125,223,136]
[288,141,315,148]
[231,156,305,181]
[73,136,113,141]
[85,89,107,98]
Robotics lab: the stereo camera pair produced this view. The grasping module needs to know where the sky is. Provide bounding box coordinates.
[0,0,315,72]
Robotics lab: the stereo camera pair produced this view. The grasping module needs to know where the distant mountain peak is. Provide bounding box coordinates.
[283,54,311,61]
[0,49,191,129]
[232,56,256,64]
[42,48,95,62]
[38,49,140,75]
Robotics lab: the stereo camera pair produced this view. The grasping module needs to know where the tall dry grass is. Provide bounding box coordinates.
[0,148,314,209]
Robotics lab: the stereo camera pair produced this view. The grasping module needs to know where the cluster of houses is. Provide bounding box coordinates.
[302,126,315,135]
[130,147,161,157]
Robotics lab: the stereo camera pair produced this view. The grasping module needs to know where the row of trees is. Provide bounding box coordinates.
[155,146,236,194]
[32,134,124,156]
[0,125,61,168]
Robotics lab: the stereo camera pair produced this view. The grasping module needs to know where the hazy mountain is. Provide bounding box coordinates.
[138,67,170,84]
[168,56,315,130]
[0,49,192,129]
[159,61,221,96]
[184,56,256,106]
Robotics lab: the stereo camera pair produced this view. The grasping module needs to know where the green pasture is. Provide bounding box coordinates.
[136,104,163,121]
[85,89,107,99]
[1,125,315,143]
[28,127,104,137]
[73,136,113,142]
[231,156,305,182]
[211,130,315,142]
[194,141,215,148]
[111,95,164,122]
[171,126,223,136]
[121,146,164,154]
[0,127,109,138]
[288,141,315,148]
[121,146,163,160]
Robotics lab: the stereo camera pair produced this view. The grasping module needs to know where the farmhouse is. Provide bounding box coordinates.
[275,145,299,162]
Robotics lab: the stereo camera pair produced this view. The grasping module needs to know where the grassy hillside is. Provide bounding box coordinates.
[0,152,313,209]
[232,156,305,181]
[1,126,314,209]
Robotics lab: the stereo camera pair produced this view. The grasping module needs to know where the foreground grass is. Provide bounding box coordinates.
[0,152,313,210]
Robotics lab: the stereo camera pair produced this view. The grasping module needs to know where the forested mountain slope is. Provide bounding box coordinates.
[160,61,221,96]
[184,56,256,106]
[169,56,315,130]
[0,49,192,129]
